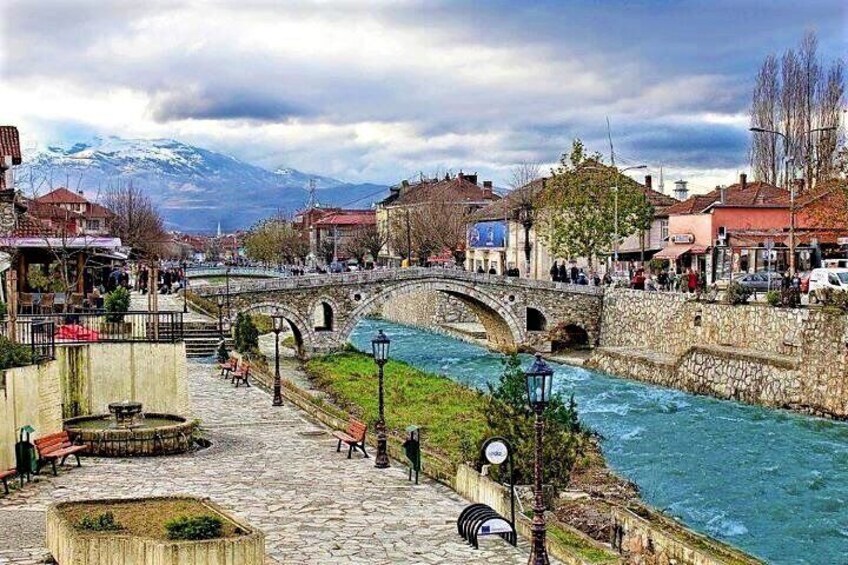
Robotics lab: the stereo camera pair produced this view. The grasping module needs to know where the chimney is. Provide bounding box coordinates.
[465,173,478,185]
[719,185,727,204]
[740,173,747,190]
[482,180,493,198]
[78,189,84,196]
[644,175,652,190]
[2,156,12,191]
[673,180,689,201]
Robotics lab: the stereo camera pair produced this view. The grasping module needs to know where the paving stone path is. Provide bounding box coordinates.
[0,355,543,564]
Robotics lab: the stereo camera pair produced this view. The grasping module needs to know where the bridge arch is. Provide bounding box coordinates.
[233,301,316,358]
[338,279,524,351]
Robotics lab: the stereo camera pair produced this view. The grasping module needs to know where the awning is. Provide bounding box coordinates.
[654,245,693,260]
[690,245,709,255]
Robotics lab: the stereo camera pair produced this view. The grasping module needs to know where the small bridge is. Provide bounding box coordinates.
[193,268,604,357]
[186,266,289,279]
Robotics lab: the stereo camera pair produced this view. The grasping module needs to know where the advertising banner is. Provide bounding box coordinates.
[469,221,507,249]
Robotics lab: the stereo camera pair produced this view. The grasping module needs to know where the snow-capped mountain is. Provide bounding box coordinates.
[21,137,387,232]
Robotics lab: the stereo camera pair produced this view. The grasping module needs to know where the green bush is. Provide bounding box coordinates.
[766,290,781,307]
[165,515,223,540]
[484,354,582,495]
[0,336,33,370]
[0,301,7,319]
[816,288,848,313]
[104,287,131,323]
[251,313,273,335]
[724,281,752,305]
[234,312,259,354]
[78,512,123,532]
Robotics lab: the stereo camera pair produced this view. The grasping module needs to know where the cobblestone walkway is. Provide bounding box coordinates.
[0,357,540,564]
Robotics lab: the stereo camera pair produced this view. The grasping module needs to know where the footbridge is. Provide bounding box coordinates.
[193,268,604,356]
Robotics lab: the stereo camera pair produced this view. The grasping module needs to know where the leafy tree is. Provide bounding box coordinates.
[234,312,259,354]
[483,354,581,494]
[243,217,308,266]
[538,139,654,267]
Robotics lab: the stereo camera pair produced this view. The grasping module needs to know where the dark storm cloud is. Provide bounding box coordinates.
[151,88,311,122]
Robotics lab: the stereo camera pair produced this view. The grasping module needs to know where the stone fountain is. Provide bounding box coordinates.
[108,401,144,428]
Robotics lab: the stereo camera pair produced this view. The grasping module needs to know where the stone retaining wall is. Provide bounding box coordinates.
[591,289,848,418]
[378,289,479,328]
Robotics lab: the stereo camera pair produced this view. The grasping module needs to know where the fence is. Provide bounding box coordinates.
[3,311,184,347]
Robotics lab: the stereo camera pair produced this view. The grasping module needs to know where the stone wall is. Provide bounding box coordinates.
[0,342,188,469]
[590,289,848,418]
[378,289,479,328]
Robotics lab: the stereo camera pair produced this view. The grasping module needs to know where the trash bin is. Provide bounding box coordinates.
[403,425,421,484]
[15,425,37,485]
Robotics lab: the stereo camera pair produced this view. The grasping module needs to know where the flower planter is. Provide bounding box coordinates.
[46,496,265,565]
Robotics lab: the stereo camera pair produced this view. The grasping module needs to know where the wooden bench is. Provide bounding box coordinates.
[34,431,88,476]
[332,418,369,459]
[0,469,15,495]
[231,360,250,387]
[218,356,238,378]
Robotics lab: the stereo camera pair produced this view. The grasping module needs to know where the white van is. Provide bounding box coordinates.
[809,268,848,301]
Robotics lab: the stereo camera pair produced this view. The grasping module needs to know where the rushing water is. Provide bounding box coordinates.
[350,319,848,565]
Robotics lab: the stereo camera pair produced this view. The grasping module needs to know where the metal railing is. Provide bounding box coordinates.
[29,319,56,362]
[192,267,606,297]
[5,311,184,346]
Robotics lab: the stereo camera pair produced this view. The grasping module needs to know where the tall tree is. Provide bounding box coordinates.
[343,224,386,266]
[750,31,845,188]
[243,216,307,266]
[102,184,168,258]
[538,139,653,267]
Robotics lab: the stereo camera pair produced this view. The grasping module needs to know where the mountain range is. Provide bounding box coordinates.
[20,137,388,232]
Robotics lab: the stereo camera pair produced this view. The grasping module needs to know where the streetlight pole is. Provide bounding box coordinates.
[181,261,188,314]
[612,165,647,270]
[225,266,231,319]
[270,312,284,407]
[216,294,224,339]
[525,353,555,565]
[749,126,837,276]
[519,202,533,279]
[371,330,391,469]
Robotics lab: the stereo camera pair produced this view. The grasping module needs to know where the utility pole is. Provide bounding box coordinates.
[307,178,317,209]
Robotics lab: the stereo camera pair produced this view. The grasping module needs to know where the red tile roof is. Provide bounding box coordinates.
[387,175,499,207]
[35,187,90,204]
[664,180,788,215]
[0,126,22,165]
[10,213,59,238]
[314,210,376,227]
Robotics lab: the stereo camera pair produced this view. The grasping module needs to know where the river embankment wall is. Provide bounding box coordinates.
[588,289,848,418]
[0,342,188,469]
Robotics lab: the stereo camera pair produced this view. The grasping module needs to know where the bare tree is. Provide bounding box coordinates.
[509,160,542,191]
[102,184,168,258]
[750,31,845,188]
[343,224,386,266]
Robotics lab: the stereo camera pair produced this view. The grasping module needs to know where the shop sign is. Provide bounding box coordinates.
[671,234,694,244]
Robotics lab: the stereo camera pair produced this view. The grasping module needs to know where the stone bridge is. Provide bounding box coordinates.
[194,268,603,356]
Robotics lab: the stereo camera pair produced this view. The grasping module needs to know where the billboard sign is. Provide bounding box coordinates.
[469,221,507,249]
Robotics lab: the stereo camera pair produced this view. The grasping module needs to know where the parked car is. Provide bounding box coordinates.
[809,268,848,302]
[717,272,783,293]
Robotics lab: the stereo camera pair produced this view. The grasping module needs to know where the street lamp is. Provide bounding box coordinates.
[270,311,285,406]
[181,261,188,314]
[216,294,224,338]
[225,266,231,319]
[518,201,534,279]
[525,353,555,565]
[371,329,391,469]
[612,165,647,269]
[749,125,838,276]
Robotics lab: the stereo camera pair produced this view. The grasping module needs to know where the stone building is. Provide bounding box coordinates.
[294,207,376,265]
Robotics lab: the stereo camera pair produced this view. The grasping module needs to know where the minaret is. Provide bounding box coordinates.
[658,166,665,194]
[217,222,222,237]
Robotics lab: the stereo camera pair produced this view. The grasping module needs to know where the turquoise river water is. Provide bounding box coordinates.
[350,319,848,565]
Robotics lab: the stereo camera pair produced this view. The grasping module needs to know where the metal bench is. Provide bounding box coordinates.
[231,360,250,387]
[0,469,15,494]
[332,418,369,459]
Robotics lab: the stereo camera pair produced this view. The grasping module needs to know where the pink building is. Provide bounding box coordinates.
[657,174,793,282]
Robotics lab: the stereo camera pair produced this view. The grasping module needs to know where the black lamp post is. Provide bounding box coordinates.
[216,294,224,338]
[181,261,188,314]
[518,202,534,278]
[371,329,391,469]
[225,266,231,318]
[525,353,554,565]
[271,312,285,406]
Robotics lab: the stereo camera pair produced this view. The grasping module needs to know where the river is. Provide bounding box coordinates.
[349,319,848,565]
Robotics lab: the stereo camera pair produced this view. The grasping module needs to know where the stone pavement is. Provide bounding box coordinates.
[0,356,543,564]
[129,289,213,323]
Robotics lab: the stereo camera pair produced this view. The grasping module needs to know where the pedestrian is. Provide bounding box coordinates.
[570,264,578,284]
[550,262,559,282]
[687,269,698,293]
[603,271,612,286]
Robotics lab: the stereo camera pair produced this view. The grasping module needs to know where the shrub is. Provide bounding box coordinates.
[766,290,781,307]
[483,354,581,495]
[165,515,223,540]
[724,281,752,305]
[817,288,848,313]
[0,336,33,370]
[251,313,273,334]
[104,287,131,323]
[78,512,123,532]
[0,301,7,319]
[234,312,259,353]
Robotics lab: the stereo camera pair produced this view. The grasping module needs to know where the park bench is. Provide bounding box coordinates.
[332,418,369,459]
[34,431,88,476]
[231,360,250,387]
[0,469,15,494]
[218,356,238,378]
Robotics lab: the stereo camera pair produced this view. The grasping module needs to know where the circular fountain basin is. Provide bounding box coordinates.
[64,413,197,457]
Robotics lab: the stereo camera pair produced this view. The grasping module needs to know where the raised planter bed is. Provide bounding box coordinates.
[46,496,265,565]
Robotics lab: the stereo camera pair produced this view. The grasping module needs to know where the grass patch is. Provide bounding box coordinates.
[306,352,488,462]
[62,499,243,540]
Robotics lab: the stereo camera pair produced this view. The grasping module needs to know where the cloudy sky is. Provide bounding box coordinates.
[1,0,845,193]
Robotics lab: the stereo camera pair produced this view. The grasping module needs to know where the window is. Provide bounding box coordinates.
[660,219,669,242]
[87,219,101,231]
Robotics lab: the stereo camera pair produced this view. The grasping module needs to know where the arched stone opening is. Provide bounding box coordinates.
[550,323,590,353]
[526,307,547,331]
[313,302,334,332]
[339,280,523,351]
[234,302,313,359]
